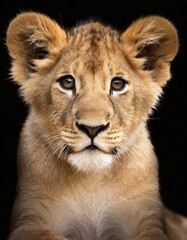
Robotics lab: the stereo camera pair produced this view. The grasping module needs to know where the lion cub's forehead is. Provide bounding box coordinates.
[68,22,121,58]
[58,22,128,77]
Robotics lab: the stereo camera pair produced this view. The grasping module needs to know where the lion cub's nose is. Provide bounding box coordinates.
[76,122,109,139]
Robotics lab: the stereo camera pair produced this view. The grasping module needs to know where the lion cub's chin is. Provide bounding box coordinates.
[68,149,113,172]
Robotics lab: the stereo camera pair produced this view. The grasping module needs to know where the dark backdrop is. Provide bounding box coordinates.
[1,0,187,239]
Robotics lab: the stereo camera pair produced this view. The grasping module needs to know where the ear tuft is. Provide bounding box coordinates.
[121,16,179,85]
[6,12,66,83]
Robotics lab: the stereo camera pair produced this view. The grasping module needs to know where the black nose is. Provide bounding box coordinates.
[76,122,109,139]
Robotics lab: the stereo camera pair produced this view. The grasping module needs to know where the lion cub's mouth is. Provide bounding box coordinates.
[63,144,118,156]
[86,144,98,150]
[86,145,118,155]
[63,144,99,155]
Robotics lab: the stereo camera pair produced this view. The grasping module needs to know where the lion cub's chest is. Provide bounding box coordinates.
[49,186,132,240]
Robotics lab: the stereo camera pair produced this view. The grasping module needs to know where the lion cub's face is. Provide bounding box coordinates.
[49,31,138,171]
[6,13,178,172]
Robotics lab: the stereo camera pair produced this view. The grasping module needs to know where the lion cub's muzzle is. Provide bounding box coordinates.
[69,120,115,171]
[70,92,116,153]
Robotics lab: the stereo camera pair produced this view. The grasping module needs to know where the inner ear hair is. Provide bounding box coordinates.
[136,42,162,71]
[135,34,171,71]
[32,46,48,60]
[28,46,49,72]
[136,45,156,71]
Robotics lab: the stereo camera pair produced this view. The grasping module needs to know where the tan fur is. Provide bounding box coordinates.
[6,12,186,240]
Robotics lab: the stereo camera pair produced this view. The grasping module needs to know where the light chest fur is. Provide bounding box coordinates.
[49,186,147,240]
[46,166,158,240]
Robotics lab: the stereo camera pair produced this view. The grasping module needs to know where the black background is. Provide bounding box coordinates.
[1,1,187,239]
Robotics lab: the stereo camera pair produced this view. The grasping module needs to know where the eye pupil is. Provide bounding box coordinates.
[111,77,126,92]
[58,75,75,90]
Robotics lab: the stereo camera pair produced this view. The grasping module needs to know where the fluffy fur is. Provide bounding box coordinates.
[6,12,187,239]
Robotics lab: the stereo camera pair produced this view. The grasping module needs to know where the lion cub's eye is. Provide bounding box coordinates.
[110,77,127,94]
[57,75,75,91]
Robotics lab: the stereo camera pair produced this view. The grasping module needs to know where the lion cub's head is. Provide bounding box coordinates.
[6,12,178,172]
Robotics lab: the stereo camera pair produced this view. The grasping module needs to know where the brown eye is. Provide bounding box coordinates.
[110,77,127,93]
[58,75,75,90]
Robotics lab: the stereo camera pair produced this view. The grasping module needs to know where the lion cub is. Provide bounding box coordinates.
[6,12,186,240]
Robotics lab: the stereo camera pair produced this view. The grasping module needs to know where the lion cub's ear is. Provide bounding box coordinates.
[6,12,66,85]
[121,16,179,86]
